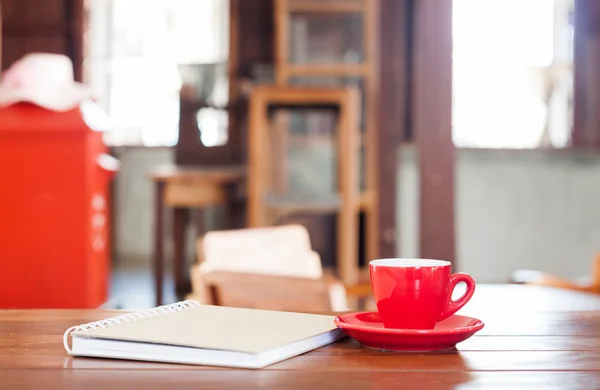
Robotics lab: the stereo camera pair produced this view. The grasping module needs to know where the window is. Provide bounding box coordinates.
[452,0,574,149]
[85,0,229,146]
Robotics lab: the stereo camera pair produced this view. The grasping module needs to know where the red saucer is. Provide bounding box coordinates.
[334,311,484,352]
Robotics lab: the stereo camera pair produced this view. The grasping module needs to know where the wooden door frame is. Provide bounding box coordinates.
[411,0,456,265]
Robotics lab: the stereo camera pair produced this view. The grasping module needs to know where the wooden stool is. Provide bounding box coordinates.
[150,165,245,306]
[246,85,362,291]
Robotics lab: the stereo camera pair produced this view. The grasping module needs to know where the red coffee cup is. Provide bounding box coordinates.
[370,258,475,329]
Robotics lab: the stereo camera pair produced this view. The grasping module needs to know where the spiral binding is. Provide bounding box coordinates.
[63,300,202,353]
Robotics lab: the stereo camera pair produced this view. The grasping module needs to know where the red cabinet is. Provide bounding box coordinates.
[0,102,117,308]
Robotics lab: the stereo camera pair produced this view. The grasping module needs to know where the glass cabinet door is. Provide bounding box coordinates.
[287,0,364,65]
[287,76,366,191]
[262,107,340,207]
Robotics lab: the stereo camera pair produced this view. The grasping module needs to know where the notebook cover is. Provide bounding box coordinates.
[72,305,340,354]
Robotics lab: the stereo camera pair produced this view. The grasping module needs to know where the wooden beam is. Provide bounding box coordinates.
[377,0,410,259]
[412,0,456,264]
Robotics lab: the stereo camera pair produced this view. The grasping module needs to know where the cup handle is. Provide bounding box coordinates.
[438,273,476,321]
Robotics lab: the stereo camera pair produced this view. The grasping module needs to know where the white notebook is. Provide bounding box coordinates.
[63,300,345,369]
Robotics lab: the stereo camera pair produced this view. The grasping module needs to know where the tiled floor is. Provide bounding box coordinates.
[107,266,177,310]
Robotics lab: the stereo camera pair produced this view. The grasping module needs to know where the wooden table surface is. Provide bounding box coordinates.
[2,284,600,389]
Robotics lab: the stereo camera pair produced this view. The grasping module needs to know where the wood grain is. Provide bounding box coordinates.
[412,0,456,265]
[201,271,341,312]
[1,371,600,390]
[3,285,600,388]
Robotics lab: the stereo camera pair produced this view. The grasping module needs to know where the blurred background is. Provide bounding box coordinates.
[2,0,599,311]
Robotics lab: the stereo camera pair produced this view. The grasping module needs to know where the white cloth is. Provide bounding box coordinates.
[0,53,94,111]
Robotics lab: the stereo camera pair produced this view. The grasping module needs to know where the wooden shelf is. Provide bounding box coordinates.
[279,63,369,77]
[149,165,245,183]
[264,194,342,214]
[248,85,361,286]
[263,191,373,214]
[287,0,364,14]
[272,0,379,286]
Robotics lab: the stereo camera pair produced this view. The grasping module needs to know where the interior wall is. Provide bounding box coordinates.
[400,146,600,282]
[113,146,600,283]
[111,147,173,266]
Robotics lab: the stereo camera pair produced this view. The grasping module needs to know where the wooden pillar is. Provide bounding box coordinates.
[412,0,456,264]
[572,0,600,148]
[377,0,410,259]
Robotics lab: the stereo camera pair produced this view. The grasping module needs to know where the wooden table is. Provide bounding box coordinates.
[3,284,600,389]
[150,165,245,306]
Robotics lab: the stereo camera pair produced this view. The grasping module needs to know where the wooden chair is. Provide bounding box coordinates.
[193,271,349,313]
[246,85,362,289]
[187,224,353,311]
[511,254,600,294]
[197,224,322,278]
